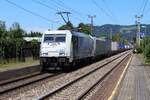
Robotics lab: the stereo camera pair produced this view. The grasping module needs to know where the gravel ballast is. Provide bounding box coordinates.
[0,51,130,100]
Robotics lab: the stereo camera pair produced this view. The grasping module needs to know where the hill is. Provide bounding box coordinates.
[93,24,150,43]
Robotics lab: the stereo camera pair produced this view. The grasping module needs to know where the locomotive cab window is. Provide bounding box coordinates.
[55,35,66,42]
[44,34,66,43]
[44,34,54,42]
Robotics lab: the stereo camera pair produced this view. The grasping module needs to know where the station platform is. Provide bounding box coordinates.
[115,54,150,100]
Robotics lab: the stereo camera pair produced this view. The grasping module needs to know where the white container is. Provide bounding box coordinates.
[111,41,118,51]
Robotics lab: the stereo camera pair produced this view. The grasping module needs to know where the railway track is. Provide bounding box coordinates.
[78,54,131,100]
[0,51,131,99]
[0,72,63,94]
[39,51,131,100]
[0,70,44,86]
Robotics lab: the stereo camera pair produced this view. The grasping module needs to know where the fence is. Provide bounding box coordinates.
[0,41,40,64]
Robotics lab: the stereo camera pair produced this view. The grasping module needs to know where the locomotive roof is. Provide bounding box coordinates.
[71,31,92,38]
[44,30,92,38]
[44,30,70,35]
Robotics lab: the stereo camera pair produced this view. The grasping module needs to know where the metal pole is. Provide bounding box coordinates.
[145,26,146,34]
[88,15,96,36]
[110,28,112,41]
[135,15,143,47]
[91,17,93,34]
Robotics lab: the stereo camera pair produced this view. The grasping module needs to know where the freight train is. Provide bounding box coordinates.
[40,30,128,71]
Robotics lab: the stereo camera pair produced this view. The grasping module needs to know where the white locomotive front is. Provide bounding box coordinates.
[40,30,72,70]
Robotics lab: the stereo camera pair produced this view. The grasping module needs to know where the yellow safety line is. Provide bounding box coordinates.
[108,54,133,100]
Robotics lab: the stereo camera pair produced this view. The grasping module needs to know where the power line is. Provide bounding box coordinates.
[50,0,85,21]
[137,0,149,23]
[50,0,83,21]
[32,0,82,24]
[50,0,70,11]
[139,0,146,13]
[53,0,83,16]
[53,0,85,21]
[102,0,113,16]
[102,0,119,22]
[91,0,116,22]
[5,0,52,22]
[32,0,58,12]
[32,0,82,22]
[141,0,148,15]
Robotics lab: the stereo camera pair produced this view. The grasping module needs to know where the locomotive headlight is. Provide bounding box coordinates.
[59,49,65,56]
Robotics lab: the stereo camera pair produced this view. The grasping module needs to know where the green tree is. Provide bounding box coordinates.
[15,38,25,62]
[26,31,42,37]
[31,39,39,60]
[0,20,6,33]
[98,33,107,38]
[58,21,73,30]
[144,43,150,62]
[112,33,121,42]
[77,23,91,35]
[123,39,128,45]
[0,20,7,63]
[142,37,150,49]
[9,22,25,39]
[140,36,150,60]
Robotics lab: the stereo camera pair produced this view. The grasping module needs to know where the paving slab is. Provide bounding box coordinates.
[115,54,150,100]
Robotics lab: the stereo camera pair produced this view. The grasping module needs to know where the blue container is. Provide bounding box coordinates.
[119,43,125,49]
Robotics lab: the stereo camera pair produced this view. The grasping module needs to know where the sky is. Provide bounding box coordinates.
[0,0,150,32]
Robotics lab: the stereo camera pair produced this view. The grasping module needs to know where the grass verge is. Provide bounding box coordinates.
[138,54,150,66]
[0,57,39,72]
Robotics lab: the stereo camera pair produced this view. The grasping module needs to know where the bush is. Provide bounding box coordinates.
[31,39,39,60]
[136,47,143,53]
[133,46,142,54]
[144,43,150,62]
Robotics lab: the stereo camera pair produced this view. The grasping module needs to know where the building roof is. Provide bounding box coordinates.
[23,37,41,42]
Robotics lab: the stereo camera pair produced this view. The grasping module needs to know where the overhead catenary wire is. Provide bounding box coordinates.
[53,0,89,22]
[102,0,114,16]
[52,0,84,16]
[91,0,117,23]
[102,0,119,23]
[5,0,53,22]
[50,0,70,12]
[137,0,148,17]
[137,0,149,23]
[143,1,150,16]
[50,0,84,22]
[32,0,83,22]
[32,0,70,24]
[32,0,58,12]
[138,0,146,14]
[142,0,150,23]
[32,0,67,23]
[141,0,148,15]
